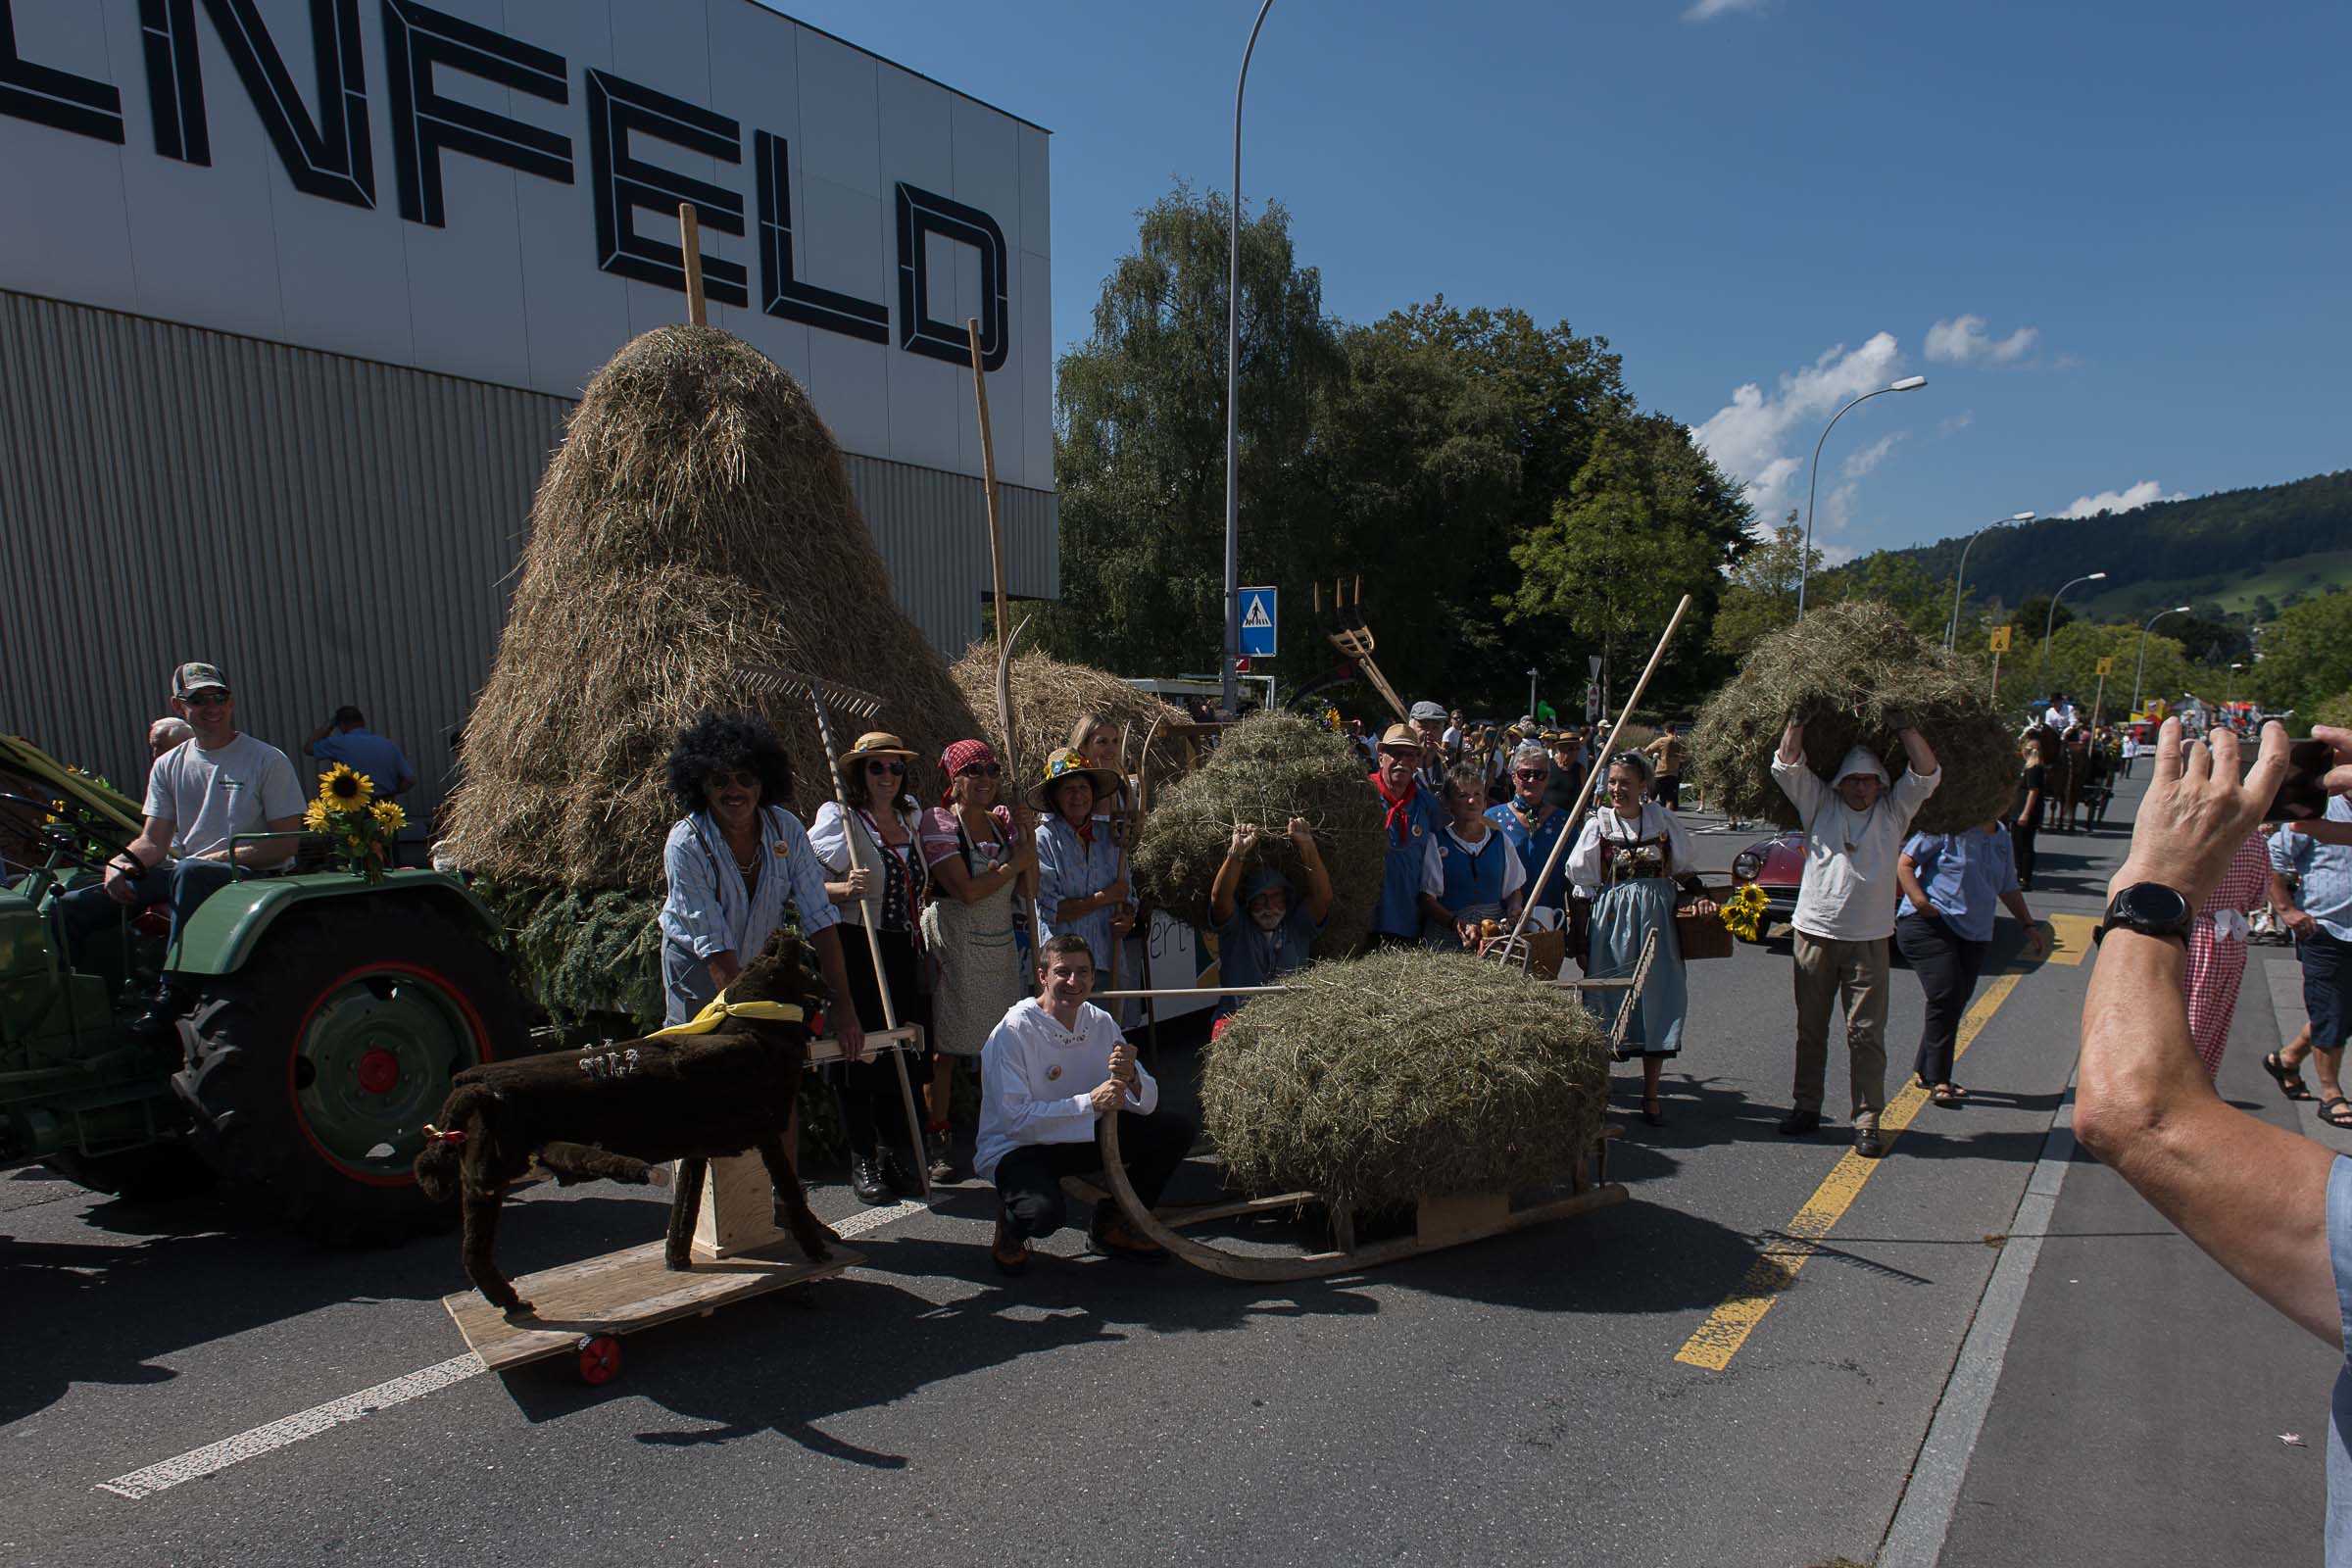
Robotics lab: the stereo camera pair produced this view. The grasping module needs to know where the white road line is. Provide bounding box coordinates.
[1876,1077,2081,1568]
[97,1352,488,1499]
[94,1193,943,1501]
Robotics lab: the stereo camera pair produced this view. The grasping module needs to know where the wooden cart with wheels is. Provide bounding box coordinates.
[1078,934,1658,1283]
[439,1027,921,1384]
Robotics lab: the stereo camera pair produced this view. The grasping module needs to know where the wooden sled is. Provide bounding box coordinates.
[1075,935,1659,1283]
[442,1026,919,1384]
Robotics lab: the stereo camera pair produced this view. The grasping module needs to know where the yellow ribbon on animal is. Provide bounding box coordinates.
[645,997,807,1038]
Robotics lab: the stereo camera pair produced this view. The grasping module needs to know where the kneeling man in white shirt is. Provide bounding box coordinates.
[974,933,1196,1274]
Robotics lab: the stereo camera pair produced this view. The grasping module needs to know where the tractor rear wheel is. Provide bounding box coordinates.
[172,898,527,1246]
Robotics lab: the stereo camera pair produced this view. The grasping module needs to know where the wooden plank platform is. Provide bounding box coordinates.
[443,1239,862,1373]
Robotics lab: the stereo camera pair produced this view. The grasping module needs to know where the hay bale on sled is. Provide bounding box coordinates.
[1130,711,1385,956]
[947,645,1191,785]
[440,325,981,890]
[1688,600,2012,834]
[1200,947,1610,1213]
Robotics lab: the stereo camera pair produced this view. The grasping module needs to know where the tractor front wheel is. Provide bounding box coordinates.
[172,899,527,1246]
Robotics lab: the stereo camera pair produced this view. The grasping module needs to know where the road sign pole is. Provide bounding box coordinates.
[1990,649,2002,705]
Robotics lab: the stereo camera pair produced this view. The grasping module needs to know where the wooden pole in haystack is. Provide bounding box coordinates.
[678,203,707,326]
[1504,594,1691,949]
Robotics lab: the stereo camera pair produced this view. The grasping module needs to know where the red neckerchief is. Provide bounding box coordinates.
[1370,769,1421,846]
[1070,815,1097,849]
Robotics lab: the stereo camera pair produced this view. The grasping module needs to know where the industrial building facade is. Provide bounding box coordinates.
[0,0,1055,811]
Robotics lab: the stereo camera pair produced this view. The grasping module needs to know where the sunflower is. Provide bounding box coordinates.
[304,800,331,833]
[320,764,374,808]
[370,801,407,832]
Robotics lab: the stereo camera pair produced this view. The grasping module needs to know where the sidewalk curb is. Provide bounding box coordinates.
[1875,1073,2081,1568]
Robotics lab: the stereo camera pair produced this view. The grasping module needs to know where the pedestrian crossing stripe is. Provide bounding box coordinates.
[1243,596,1272,629]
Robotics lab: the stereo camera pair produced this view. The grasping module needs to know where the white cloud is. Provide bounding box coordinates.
[2059,480,2186,518]
[1925,314,2038,366]
[1688,331,1904,531]
[1841,431,1905,480]
[1938,411,1975,436]
[1684,0,1767,17]
[1817,544,1858,566]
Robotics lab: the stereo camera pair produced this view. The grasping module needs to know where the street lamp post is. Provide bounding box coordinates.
[1220,0,1275,718]
[1945,511,2036,650]
[2131,605,2192,719]
[2034,571,2108,706]
[2229,662,2246,709]
[1796,374,1928,620]
[1526,666,1539,723]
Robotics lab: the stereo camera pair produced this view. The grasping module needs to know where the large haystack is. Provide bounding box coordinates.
[442,326,980,888]
[1200,947,1610,1212]
[948,644,1192,789]
[1130,710,1385,956]
[1688,600,2013,834]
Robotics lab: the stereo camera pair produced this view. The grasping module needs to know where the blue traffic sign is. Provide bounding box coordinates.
[1239,586,1278,658]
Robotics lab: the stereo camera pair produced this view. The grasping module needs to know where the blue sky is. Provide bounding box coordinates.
[767,0,2349,562]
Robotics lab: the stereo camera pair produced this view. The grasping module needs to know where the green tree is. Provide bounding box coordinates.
[1504,433,1722,709]
[1817,551,1956,643]
[1046,187,1343,675]
[2252,592,2352,716]
[1710,514,1816,661]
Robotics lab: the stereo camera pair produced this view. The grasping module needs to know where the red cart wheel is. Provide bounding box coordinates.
[576,1334,621,1386]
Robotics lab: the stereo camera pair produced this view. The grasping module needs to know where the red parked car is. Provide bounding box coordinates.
[1729,828,1805,941]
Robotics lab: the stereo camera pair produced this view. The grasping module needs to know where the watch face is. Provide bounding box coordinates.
[2113,883,2192,930]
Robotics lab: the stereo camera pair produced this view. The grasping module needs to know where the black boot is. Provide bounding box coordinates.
[127,986,191,1047]
[849,1153,890,1205]
[877,1146,921,1199]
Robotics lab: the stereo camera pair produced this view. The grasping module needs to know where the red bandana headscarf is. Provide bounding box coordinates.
[937,739,999,808]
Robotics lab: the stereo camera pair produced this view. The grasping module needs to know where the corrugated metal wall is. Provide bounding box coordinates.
[0,290,1056,821]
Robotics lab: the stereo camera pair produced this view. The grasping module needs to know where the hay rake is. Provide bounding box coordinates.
[1315,576,1410,722]
[735,661,928,1196]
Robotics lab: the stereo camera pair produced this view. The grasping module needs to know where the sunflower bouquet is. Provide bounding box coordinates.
[307,764,406,883]
[1720,882,1771,943]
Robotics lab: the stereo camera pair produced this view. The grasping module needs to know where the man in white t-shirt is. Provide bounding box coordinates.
[61,662,306,1040]
[975,934,1196,1276]
[1770,715,1941,1157]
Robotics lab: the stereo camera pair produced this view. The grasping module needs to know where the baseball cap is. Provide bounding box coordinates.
[1408,701,1446,722]
[172,662,230,699]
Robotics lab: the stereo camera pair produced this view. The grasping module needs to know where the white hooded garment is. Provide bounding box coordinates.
[1770,744,1940,942]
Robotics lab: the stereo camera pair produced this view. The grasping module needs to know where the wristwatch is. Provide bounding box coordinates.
[2093,883,2193,948]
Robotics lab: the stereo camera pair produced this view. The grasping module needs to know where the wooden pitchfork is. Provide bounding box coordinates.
[735,661,928,1195]
[1317,576,1409,722]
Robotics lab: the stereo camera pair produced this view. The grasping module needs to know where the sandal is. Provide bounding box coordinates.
[1642,1095,1665,1127]
[1932,1084,1965,1108]
[991,1217,1030,1276]
[2321,1097,2352,1131]
[2266,1053,2317,1102]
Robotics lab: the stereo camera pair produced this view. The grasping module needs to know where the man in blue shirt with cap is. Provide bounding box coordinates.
[1207,816,1333,1024]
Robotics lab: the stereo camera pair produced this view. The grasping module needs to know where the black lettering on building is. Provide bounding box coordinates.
[138,0,375,208]
[382,0,570,227]
[752,131,887,343]
[895,181,1006,370]
[0,0,125,145]
[584,68,746,307]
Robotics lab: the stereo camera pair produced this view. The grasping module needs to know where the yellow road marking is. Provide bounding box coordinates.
[1673,969,2028,1371]
[2045,912,2097,966]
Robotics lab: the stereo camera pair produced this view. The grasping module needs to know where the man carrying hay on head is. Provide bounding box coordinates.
[1772,713,1942,1158]
[974,934,1195,1274]
[1208,818,1333,1024]
[1369,724,1446,948]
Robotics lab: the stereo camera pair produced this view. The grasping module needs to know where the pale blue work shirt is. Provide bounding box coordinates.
[2274,797,2352,943]
[1035,813,1124,968]
[659,807,838,1025]
[1213,898,1322,1018]
[1899,824,2021,943]
[1372,784,1446,939]
[313,727,416,793]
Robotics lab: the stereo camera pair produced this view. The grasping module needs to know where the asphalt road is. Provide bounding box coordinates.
[6,771,2337,1567]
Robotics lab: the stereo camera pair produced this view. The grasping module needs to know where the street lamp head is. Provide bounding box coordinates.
[2009,512,2035,522]
[2173,604,2191,612]
[1888,376,1929,392]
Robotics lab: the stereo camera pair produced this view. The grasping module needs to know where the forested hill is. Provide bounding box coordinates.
[1888,470,2352,615]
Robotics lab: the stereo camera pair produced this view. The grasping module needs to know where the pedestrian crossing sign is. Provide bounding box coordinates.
[1988,626,2012,653]
[1240,586,1277,658]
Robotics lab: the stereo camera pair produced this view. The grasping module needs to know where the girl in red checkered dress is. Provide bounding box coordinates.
[2183,830,2276,1078]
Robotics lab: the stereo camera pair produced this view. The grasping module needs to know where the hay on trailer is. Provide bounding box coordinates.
[947,644,1192,787]
[1200,947,1610,1213]
[1688,600,2013,834]
[440,325,980,888]
[1129,710,1385,956]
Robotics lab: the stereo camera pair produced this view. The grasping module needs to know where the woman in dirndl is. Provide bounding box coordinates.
[1566,749,1713,1126]
[917,739,1036,1181]
[811,730,932,1206]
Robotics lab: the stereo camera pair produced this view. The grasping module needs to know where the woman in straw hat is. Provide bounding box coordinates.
[1031,747,1131,979]
[811,730,932,1205]
[917,739,1037,1180]
[1567,748,1713,1126]
[658,710,868,1158]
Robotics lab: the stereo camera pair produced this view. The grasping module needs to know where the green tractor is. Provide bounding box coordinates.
[1,736,529,1243]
